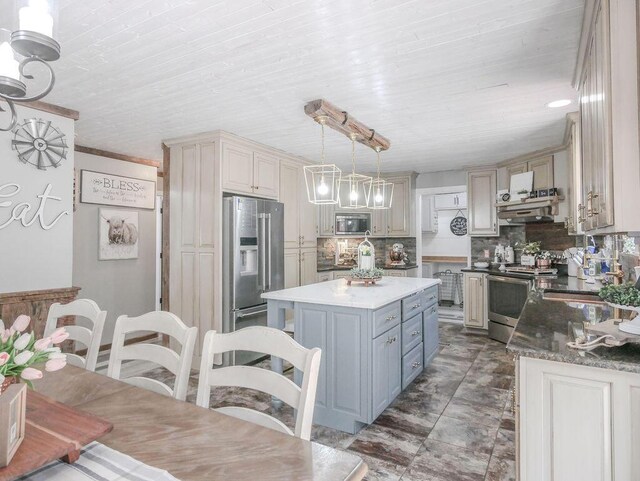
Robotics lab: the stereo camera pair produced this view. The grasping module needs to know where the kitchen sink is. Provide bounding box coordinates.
[542,291,605,304]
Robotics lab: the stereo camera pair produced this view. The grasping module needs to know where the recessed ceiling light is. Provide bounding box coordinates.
[547,99,572,108]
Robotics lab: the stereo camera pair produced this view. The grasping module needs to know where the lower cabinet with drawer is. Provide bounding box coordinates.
[293,285,439,433]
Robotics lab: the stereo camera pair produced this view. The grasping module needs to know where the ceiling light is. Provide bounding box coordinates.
[546,99,572,108]
[338,134,372,209]
[304,116,342,205]
[365,147,393,209]
[0,0,60,132]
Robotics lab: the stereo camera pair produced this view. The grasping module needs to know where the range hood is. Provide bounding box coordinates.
[498,206,554,223]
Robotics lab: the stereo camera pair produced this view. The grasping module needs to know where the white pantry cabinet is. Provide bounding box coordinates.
[519,356,640,481]
[467,170,498,237]
[421,195,438,233]
[463,272,487,329]
[434,192,466,210]
[221,143,279,199]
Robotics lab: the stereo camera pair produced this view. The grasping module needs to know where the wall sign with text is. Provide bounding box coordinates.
[80,170,156,210]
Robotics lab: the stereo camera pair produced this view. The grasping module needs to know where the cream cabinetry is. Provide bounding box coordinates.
[463,272,487,329]
[565,113,583,235]
[467,170,498,237]
[575,0,640,233]
[284,249,301,289]
[280,160,316,249]
[221,143,279,199]
[384,268,418,278]
[317,271,333,282]
[421,196,438,233]
[168,141,217,356]
[519,356,640,481]
[434,192,466,210]
[316,174,415,238]
[504,156,554,191]
[300,248,318,286]
[317,204,335,237]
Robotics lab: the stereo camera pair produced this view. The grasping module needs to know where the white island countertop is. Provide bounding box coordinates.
[262,277,441,310]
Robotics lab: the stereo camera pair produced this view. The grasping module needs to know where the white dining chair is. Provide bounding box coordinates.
[45,299,107,372]
[107,311,197,401]
[196,326,321,440]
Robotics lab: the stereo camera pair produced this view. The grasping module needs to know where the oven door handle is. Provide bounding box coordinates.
[487,275,532,287]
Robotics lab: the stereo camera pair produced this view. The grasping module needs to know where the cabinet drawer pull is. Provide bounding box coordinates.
[411,361,421,369]
[411,303,421,309]
[411,330,420,336]
[431,307,436,314]
[386,335,397,344]
[385,314,397,321]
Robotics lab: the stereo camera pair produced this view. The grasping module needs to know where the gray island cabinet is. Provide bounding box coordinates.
[263,277,441,433]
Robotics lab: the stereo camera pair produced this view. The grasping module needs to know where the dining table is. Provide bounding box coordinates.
[29,365,368,481]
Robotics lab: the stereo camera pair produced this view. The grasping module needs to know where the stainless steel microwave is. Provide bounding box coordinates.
[335,213,371,236]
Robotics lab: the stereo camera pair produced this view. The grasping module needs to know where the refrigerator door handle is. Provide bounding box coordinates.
[266,213,272,291]
[260,213,267,290]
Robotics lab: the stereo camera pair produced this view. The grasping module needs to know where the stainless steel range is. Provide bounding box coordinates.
[487,269,556,343]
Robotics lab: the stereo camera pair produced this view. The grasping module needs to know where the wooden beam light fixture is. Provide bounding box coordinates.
[304,99,390,151]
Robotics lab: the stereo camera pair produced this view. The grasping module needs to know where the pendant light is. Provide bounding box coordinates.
[365,147,394,209]
[338,133,372,209]
[304,116,342,204]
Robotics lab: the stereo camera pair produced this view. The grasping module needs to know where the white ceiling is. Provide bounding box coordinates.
[42,0,583,172]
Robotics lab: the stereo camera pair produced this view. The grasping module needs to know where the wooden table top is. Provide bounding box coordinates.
[32,366,367,481]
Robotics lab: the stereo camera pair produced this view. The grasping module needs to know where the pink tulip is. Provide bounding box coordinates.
[11,315,30,333]
[20,368,42,381]
[14,351,33,365]
[45,358,66,372]
[50,328,69,345]
[0,352,9,367]
[34,337,51,351]
[1,330,11,343]
[13,333,31,351]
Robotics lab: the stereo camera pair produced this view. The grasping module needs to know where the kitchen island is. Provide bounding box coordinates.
[263,277,441,434]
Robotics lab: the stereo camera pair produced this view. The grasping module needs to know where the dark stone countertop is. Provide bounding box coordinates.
[317,264,419,272]
[507,278,640,374]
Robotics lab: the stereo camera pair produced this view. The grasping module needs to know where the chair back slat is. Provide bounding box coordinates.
[45,299,107,372]
[65,353,87,369]
[206,366,300,408]
[216,407,294,436]
[211,328,309,370]
[118,343,180,375]
[123,376,174,397]
[63,325,93,349]
[196,327,321,440]
[107,311,197,401]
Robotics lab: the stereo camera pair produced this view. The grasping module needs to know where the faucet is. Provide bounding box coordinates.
[604,234,625,285]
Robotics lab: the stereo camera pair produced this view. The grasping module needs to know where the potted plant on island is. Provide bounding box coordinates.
[536,250,553,268]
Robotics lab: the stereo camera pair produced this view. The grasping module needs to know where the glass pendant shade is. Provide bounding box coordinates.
[365,177,394,209]
[11,0,60,61]
[304,164,342,204]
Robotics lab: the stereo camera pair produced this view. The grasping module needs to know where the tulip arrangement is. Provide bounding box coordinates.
[0,315,69,391]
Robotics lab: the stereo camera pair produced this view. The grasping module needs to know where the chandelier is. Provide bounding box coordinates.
[304,116,342,204]
[365,147,394,209]
[0,0,60,132]
[338,133,372,209]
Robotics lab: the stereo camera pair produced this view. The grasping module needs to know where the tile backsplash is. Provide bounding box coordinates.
[470,226,526,263]
[317,237,417,269]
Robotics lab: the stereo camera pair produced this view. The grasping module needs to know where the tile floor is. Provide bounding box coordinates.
[97,323,516,481]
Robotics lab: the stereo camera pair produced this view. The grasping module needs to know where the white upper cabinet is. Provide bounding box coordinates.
[421,196,438,233]
[575,0,640,233]
[253,151,280,198]
[221,143,254,195]
[221,143,279,199]
[386,175,414,237]
[317,203,335,237]
[467,170,498,236]
[528,156,554,191]
[434,192,466,210]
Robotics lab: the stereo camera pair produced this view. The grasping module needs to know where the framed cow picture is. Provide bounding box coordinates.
[99,208,139,260]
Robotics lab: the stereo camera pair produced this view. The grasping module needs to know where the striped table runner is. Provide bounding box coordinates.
[17,442,179,481]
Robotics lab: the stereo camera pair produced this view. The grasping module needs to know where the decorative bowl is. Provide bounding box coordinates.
[474,262,490,269]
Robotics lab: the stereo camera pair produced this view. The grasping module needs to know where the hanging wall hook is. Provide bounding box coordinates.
[341,111,349,125]
[368,129,376,141]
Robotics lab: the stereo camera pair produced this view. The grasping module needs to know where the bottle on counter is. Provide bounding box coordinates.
[505,245,515,264]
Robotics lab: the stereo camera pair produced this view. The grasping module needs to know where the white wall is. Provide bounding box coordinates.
[422,208,470,257]
[416,170,466,189]
[0,105,75,294]
[73,152,157,344]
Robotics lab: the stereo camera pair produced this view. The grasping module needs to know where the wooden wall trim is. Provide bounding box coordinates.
[23,100,80,120]
[161,143,170,312]
[75,145,161,168]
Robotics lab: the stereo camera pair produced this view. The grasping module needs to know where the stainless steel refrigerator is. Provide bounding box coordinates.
[222,196,284,365]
